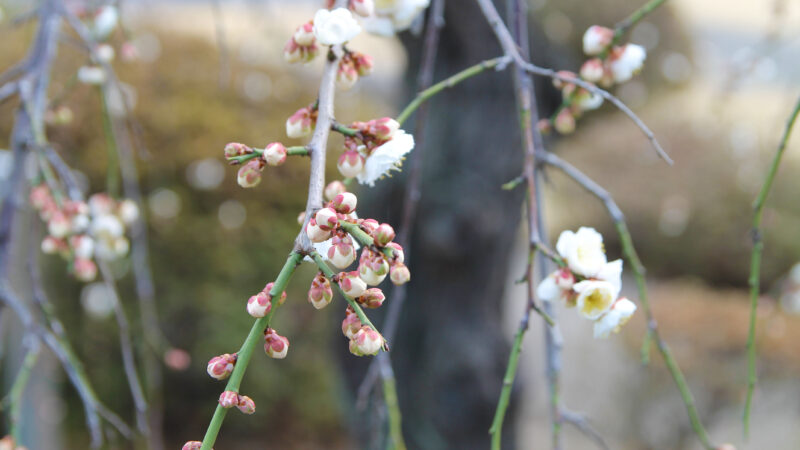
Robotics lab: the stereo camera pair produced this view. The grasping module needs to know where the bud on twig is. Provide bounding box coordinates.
[207,353,236,380]
[308,273,334,309]
[218,391,240,408]
[264,328,290,359]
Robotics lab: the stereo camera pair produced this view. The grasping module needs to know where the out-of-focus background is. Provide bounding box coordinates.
[1,0,799,449]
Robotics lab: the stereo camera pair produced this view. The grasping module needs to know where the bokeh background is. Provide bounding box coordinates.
[1,0,799,449]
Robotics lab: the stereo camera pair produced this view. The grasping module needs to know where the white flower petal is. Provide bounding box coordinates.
[356,130,414,187]
[313,8,362,46]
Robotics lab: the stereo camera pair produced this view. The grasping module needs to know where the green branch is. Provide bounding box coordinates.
[613,0,668,44]
[3,343,41,443]
[227,146,309,164]
[200,251,302,450]
[744,95,800,437]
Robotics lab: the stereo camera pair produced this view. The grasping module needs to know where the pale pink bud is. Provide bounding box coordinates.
[357,287,385,309]
[554,267,575,290]
[389,263,410,285]
[262,282,287,306]
[286,107,315,139]
[308,273,333,309]
[29,185,52,210]
[336,59,359,90]
[580,58,605,83]
[206,353,236,380]
[264,328,289,359]
[297,211,306,225]
[352,52,374,76]
[372,223,395,247]
[237,159,264,188]
[324,181,346,201]
[74,258,97,282]
[48,212,71,238]
[359,218,379,235]
[88,193,115,216]
[224,142,251,159]
[554,109,576,134]
[70,235,95,259]
[328,234,356,269]
[306,218,332,243]
[293,22,315,46]
[341,306,362,338]
[552,70,577,90]
[349,0,374,17]
[218,391,239,408]
[332,192,357,214]
[358,252,389,285]
[236,395,256,414]
[386,242,404,263]
[247,292,272,318]
[117,199,139,225]
[349,326,383,356]
[283,39,304,64]
[315,207,339,231]
[263,142,287,166]
[41,236,66,255]
[371,117,399,140]
[582,25,614,56]
[181,441,203,450]
[338,271,367,298]
[63,200,89,216]
[337,150,365,178]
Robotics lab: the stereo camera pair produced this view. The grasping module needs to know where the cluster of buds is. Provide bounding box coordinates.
[536,227,636,338]
[284,21,320,64]
[224,142,291,188]
[341,306,384,356]
[218,390,256,414]
[337,50,374,90]
[336,117,414,186]
[247,282,287,319]
[539,25,647,136]
[32,186,137,282]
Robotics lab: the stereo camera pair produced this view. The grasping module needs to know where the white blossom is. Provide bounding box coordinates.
[556,227,607,278]
[610,44,646,83]
[78,66,107,85]
[582,25,613,56]
[313,8,362,46]
[593,297,637,338]
[573,280,618,320]
[365,0,430,35]
[90,214,124,239]
[596,259,623,295]
[536,273,562,302]
[92,6,119,40]
[356,130,414,186]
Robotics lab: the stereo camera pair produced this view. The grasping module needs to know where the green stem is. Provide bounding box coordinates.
[489,322,526,449]
[5,343,41,443]
[338,221,397,262]
[396,57,508,126]
[613,0,668,44]
[331,122,359,137]
[744,95,800,437]
[382,375,406,450]
[227,146,309,164]
[200,251,302,450]
[99,86,120,198]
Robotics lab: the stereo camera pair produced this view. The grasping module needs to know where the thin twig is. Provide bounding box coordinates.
[561,409,610,450]
[744,94,800,437]
[613,0,668,43]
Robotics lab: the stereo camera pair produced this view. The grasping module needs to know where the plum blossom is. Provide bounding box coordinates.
[593,297,637,338]
[313,8,362,46]
[582,25,614,56]
[363,0,430,36]
[556,227,607,278]
[355,130,414,186]
[573,280,618,320]
[609,44,646,83]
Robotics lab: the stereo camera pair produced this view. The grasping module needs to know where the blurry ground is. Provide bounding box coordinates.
[1,0,800,448]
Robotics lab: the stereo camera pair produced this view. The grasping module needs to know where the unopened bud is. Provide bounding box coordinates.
[286,107,315,139]
[337,150,365,178]
[306,218,332,243]
[264,328,289,359]
[357,288,385,309]
[352,51,374,76]
[315,207,339,231]
[332,192,357,214]
[338,271,367,298]
[181,441,203,450]
[349,326,383,356]
[552,70,577,90]
[207,353,236,380]
[554,109,576,134]
[349,0,374,17]
[336,59,359,91]
[293,22,315,46]
[74,258,98,282]
[359,218,379,234]
[41,236,66,255]
[582,25,614,56]
[118,199,139,225]
[372,223,395,247]
[236,395,256,414]
[358,251,389,285]
[70,235,95,259]
[328,234,356,269]
[263,142,287,166]
[341,306,362,338]
[246,292,272,318]
[224,143,250,159]
[580,58,605,83]
[390,263,410,285]
[297,211,306,225]
[262,282,287,306]
[324,181,347,201]
[370,117,399,140]
[218,391,239,408]
[308,273,334,309]
[555,267,575,290]
[48,212,71,238]
[386,242,404,263]
[237,159,264,188]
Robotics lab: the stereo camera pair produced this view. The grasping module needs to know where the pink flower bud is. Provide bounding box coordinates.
[358,251,389,285]
[357,287,385,309]
[537,119,552,135]
[218,391,240,408]
[324,181,346,201]
[359,218,379,234]
[370,117,399,140]
[352,51,374,77]
[386,242,404,264]
[263,142,287,166]
[341,306,362,338]
[349,326,383,356]
[315,207,339,231]
[349,0,374,17]
[372,223,395,247]
[74,258,97,282]
[552,70,577,90]
[237,159,264,188]
[554,109,576,134]
[89,193,115,216]
[308,273,334,309]
[337,150,365,178]
[286,107,316,139]
[224,143,251,159]
[283,39,304,64]
[555,267,575,290]
[41,236,67,255]
[206,353,236,380]
[297,211,306,225]
[389,263,410,285]
[247,292,272,318]
[338,271,367,298]
[48,212,71,238]
[580,58,605,83]
[332,192,357,214]
[29,185,52,210]
[306,218,332,243]
[264,328,289,359]
[262,282,287,306]
[236,395,256,414]
[582,25,614,56]
[328,234,356,269]
[336,59,359,90]
[63,200,89,216]
[293,22,315,46]
[69,235,95,259]
[181,441,203,450]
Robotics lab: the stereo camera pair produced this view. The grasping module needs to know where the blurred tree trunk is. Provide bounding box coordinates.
[341,2,562,449]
